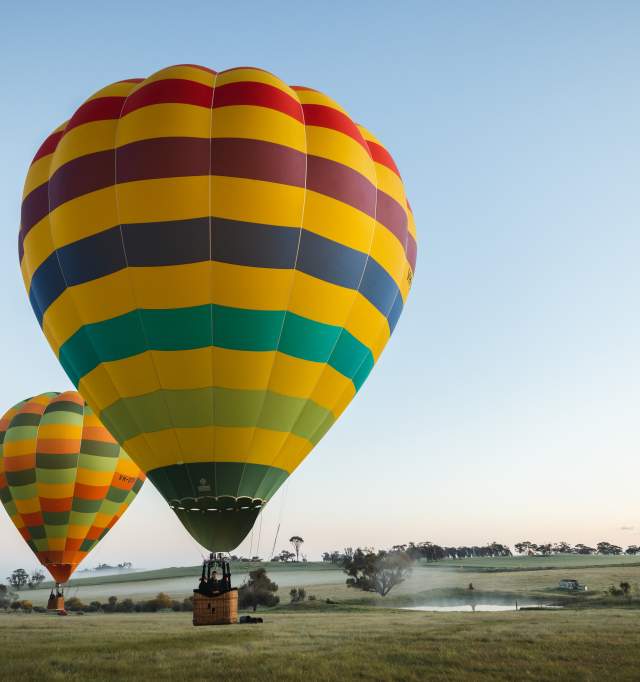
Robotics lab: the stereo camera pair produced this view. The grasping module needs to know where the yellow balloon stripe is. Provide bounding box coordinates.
[124,425,313,474]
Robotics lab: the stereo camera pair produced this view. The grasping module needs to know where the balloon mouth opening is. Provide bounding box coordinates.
[169,495,264,514]
[44,563,75,585]
[169,497,265,552]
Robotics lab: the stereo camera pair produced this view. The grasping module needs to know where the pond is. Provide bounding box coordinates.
[403,603,559,612]
[404,604,526,612]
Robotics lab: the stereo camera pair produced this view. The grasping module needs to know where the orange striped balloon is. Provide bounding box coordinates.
[0,392,145,583]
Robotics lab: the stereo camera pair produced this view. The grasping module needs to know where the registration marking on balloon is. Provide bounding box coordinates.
[19,64,417,551]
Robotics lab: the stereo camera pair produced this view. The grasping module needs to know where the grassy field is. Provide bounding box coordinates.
[61,560,339,588]
[436,555,640,571]
[6,557,640,680]
[2,608,640,681]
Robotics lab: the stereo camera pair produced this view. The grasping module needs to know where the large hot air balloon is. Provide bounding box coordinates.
[0,392,145,587]
[18,64,417,551]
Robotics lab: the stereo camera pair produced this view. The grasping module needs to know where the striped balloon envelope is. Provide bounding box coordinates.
[0,392,145,584]
[19,64,417,551]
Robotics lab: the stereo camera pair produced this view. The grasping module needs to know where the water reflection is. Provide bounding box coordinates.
[403,604,526,612]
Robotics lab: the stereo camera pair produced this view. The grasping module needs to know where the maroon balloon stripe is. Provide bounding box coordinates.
[51,149,117,212]
[374,190,408,247]
[210,138,307,188]
[305,154,377,223]
[406,234,417,272]
[20,137,414,268]
[19,183,51,260]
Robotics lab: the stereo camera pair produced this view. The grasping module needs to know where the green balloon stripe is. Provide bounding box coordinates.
[147,461,288,503]
[100,387,335,446]
[58,304,375,391]
[36,453,79,470]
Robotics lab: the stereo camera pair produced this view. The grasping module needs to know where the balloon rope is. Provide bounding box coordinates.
[249,527,255,559]
[269,481,289,560]
[270,523,281,563]
[256,510,264,559]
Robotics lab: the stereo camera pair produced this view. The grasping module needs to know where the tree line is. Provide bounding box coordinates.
[513,541,638,555]
[322,539,640,563]
[322,541,513,564]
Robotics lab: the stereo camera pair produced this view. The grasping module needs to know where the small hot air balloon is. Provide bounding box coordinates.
[0,392,144,604]
[18,64,417,552]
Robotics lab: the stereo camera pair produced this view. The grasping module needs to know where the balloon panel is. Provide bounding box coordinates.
[19,65,417,550]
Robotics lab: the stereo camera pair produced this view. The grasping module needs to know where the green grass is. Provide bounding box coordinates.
[438,555,640,571]
[2,609,640,681]
[7,557,640,679]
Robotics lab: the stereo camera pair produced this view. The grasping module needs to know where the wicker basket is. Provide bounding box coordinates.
[47,595,65,611]
[193,589,238,626]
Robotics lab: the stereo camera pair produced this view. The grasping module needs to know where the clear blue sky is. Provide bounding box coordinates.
[1,1,639,574]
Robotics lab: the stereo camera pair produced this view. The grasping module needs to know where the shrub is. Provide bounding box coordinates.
[65,597,86,612]
[11,600,33,612]
[238,568,279,611]
[103,596,118,613]
[117,598,135,613]
[289,588,307,603]
[143,592,174,612]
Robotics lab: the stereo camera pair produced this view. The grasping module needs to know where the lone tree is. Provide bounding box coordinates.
[343,548,412,597]
[28,569,45,590]
[238,568,280,612]
[7,569,29,590]
[289,536,304,562]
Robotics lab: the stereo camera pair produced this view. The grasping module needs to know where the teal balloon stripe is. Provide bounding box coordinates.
[58,304,375,390]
